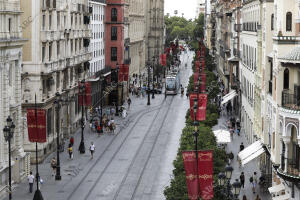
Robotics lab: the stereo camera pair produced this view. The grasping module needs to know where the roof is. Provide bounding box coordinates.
[279,47,300,64]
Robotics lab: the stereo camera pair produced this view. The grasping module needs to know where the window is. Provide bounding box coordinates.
[271,14,274,31]
[42,15,46,30]
[286,12,292,31]
[49,13,52,30]
[8,63,13,86]
[111,8,117,22]
[42,44,46,62]
[47,108,52,136]
[64,15,66,28]
[111,26,117,40]
[283,68,289,89]
[56,72,60,89]
[49,42,52,61]
[8,18,12,32]
[57,41,60,57]
[57,13,60,29]
[111,47,117,61]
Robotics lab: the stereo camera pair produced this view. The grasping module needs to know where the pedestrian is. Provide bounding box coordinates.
[255,194,260,200]
[253,172,258,193]
[235,128,240,136]
[70,136,74,147]
[240,172,245,188]
[127,97,132,110]
[90,142,95,159]
[68,143,73,159]
[97,124,101,136]
[50,157,57,176]
[239,142,245,152]
[242,195,247,200]
[28,171,34,193]
[249,175,255,193]
[227,152,234,165]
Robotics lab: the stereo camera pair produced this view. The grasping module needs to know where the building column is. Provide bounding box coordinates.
[283,138,290,173]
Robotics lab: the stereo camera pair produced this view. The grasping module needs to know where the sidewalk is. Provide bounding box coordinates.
[213,113,272,200]
[5,92,165,200]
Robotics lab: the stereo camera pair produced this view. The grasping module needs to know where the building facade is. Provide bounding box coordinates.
[196,0,206,18]
[21,0,92,162]
[0,0,30,197]
[88,0,106,107]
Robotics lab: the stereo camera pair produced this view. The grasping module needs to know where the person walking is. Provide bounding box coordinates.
[127,97,132,110]
[255,194,261,200]
[239,142,245,152]
[242,195,247,200]
[51,157,57,176]
[240,172,245,188]
[249,175,255,194]
[28,171,34,193]
[253,172,258,193]
[90,142,95,159]
[70,136,74,147]
[97,124,101,136]
[68,143,73,159]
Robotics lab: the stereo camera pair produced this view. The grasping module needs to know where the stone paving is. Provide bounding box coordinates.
[213,113,272,200]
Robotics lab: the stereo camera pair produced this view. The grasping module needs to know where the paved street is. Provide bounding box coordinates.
[7,51,193,200]
[213,114,272,200]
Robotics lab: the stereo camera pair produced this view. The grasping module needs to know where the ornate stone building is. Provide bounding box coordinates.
[0,0,30,197]
[20,0,92,162]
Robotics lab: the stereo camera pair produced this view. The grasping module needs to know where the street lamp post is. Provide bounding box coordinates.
[147,61,151,105]
[115,65,119,116]
[218,165,241,199]
[79,80,86,154]
[152,57,155,99]
[54,92,62,180]
[3,116,15,200]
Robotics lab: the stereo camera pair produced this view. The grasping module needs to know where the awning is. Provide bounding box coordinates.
[221,90,237,105]
[268,183,285,194]
[213,129,231,144]
[272,193,291,200]
[227,56,239,62]
[238,140,265,166]
[103,71,111,77]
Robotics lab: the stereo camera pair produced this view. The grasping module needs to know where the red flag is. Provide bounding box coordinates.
[196,94,207,121]
[198,150,214,200]
[160,54,167,66]
[78,82,92,106]
[27,109,47,143]
[118,64,129,82]
[182,151,200,200]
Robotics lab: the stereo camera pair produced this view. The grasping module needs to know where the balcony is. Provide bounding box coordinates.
[273,36,300,42]
[282,90,300,111]
[277,158,300,183]
[268,80,272,94]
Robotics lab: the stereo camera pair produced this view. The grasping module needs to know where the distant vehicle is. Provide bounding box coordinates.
[165,73,180,95]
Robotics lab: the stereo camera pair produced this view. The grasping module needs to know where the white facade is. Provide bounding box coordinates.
[89,0,106,78]
[196,0,206,18]
[20,0,92,163]
[240,0,260,144]
[0,0,30,197]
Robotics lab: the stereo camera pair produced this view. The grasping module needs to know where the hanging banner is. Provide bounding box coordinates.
[195,61,200,73]
[196,94,207,121]
[27,109,47,143]
[189,93,198,120]
[197,150,214,200]
[182,151,200,200]
[201,59,205,71]
[118,64,129,82]
[160,54,167,66]
[200,73,206,93]
[197,50,201,59]
[78,82,92,106]
[194,73,199,88]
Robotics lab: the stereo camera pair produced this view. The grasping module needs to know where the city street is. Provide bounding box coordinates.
[8,51,194,200]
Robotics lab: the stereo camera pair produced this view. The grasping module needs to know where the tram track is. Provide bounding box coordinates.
[66,97,168,200]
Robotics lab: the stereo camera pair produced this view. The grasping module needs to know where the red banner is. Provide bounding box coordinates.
[118,64,129,82]
[160,54,167,66]
[197,50,201,59]
[198,150,214,200]
[78,82,92,106]
[165,47,171,55]
[182,151,200,200]
[196,94,207,121]
[195,61,200,73]
[201,59,205,71]
[27,109,47,143]
[200,73,206,93]
[194,72,199,86]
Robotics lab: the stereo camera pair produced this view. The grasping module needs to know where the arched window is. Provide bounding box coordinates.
[286,12,292,31]
[284,68,289,89]
[271,14,274,30]
[111,8,117,22]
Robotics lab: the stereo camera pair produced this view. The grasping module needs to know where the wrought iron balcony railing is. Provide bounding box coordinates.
[282,90,300,111]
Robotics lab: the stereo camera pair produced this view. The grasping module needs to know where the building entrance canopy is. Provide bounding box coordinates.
[213,129,231,144]
[221,90,237,105]
[238,140,265,166]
